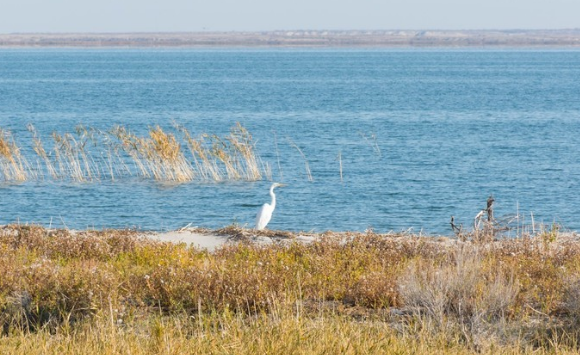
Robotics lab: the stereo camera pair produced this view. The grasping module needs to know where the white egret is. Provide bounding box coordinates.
[255,183,286,230]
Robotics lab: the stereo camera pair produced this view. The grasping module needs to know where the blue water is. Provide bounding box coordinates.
[1,49,580,234]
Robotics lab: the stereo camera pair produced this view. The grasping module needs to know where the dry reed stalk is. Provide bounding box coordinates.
[211,134,240,180]
[260,159,272,181]
[147,126,194,182]
[176,125,223,181]
[101,149,121,181]
[337,150,343,183]
[109,125,151,178]
[28,124,57,179]
[360,132,381,156]
[50,132,98,182]
[97,128,130,180]
[273,130,283,180]
[0,128,28,181]
[227,123,262,181]
[52,133,78,180]
[287,138,313,181]
[74,125,101,181]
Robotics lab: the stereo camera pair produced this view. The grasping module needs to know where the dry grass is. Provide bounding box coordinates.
[0,129,29,181]
[3,225,580,353]
[287,138,313,182]
[5,312,576,355]
[399,248,519,350]
[0,123,268,183]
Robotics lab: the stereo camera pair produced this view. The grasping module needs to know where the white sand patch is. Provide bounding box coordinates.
[143,230,231,251]
[141,229,320,251]
[294,235,317,243]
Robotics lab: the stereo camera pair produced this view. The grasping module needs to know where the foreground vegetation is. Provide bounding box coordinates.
[2,225,580,354]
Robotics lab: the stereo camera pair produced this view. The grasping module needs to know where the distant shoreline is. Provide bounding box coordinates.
[2,29,580,48]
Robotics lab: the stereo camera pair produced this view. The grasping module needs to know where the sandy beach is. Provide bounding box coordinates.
[141,227,320,251]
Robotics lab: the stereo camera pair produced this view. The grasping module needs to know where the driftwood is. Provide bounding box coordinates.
[451,195,505,242]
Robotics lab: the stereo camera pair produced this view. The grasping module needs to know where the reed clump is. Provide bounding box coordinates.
[0,129,28,181]
[50,132,97,182]
[3,225,580,352]
[110,125,190,181]
[0,123,269,183]
[178,122,267,182]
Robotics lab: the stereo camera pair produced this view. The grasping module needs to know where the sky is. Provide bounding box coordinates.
[2,0,579,33]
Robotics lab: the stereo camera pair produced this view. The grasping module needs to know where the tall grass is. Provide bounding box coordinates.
[5,311,569,355]
[0,123,269,183]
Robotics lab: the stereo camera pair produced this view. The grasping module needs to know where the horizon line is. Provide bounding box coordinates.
[3,28,580,34]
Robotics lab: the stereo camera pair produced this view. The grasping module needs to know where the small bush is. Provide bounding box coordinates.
[399,247,519,348]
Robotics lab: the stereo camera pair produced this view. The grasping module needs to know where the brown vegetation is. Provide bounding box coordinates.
[2,224,580,353]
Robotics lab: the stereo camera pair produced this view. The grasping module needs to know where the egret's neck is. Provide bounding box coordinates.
[269,187,277,209]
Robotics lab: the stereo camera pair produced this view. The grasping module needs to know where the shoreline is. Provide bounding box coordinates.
[137,225,580,251]
[2,30,580,48]
[5,224,580,251]
[143,227,325,251]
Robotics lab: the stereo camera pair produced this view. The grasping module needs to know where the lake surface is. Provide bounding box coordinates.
[1,49,579,234]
